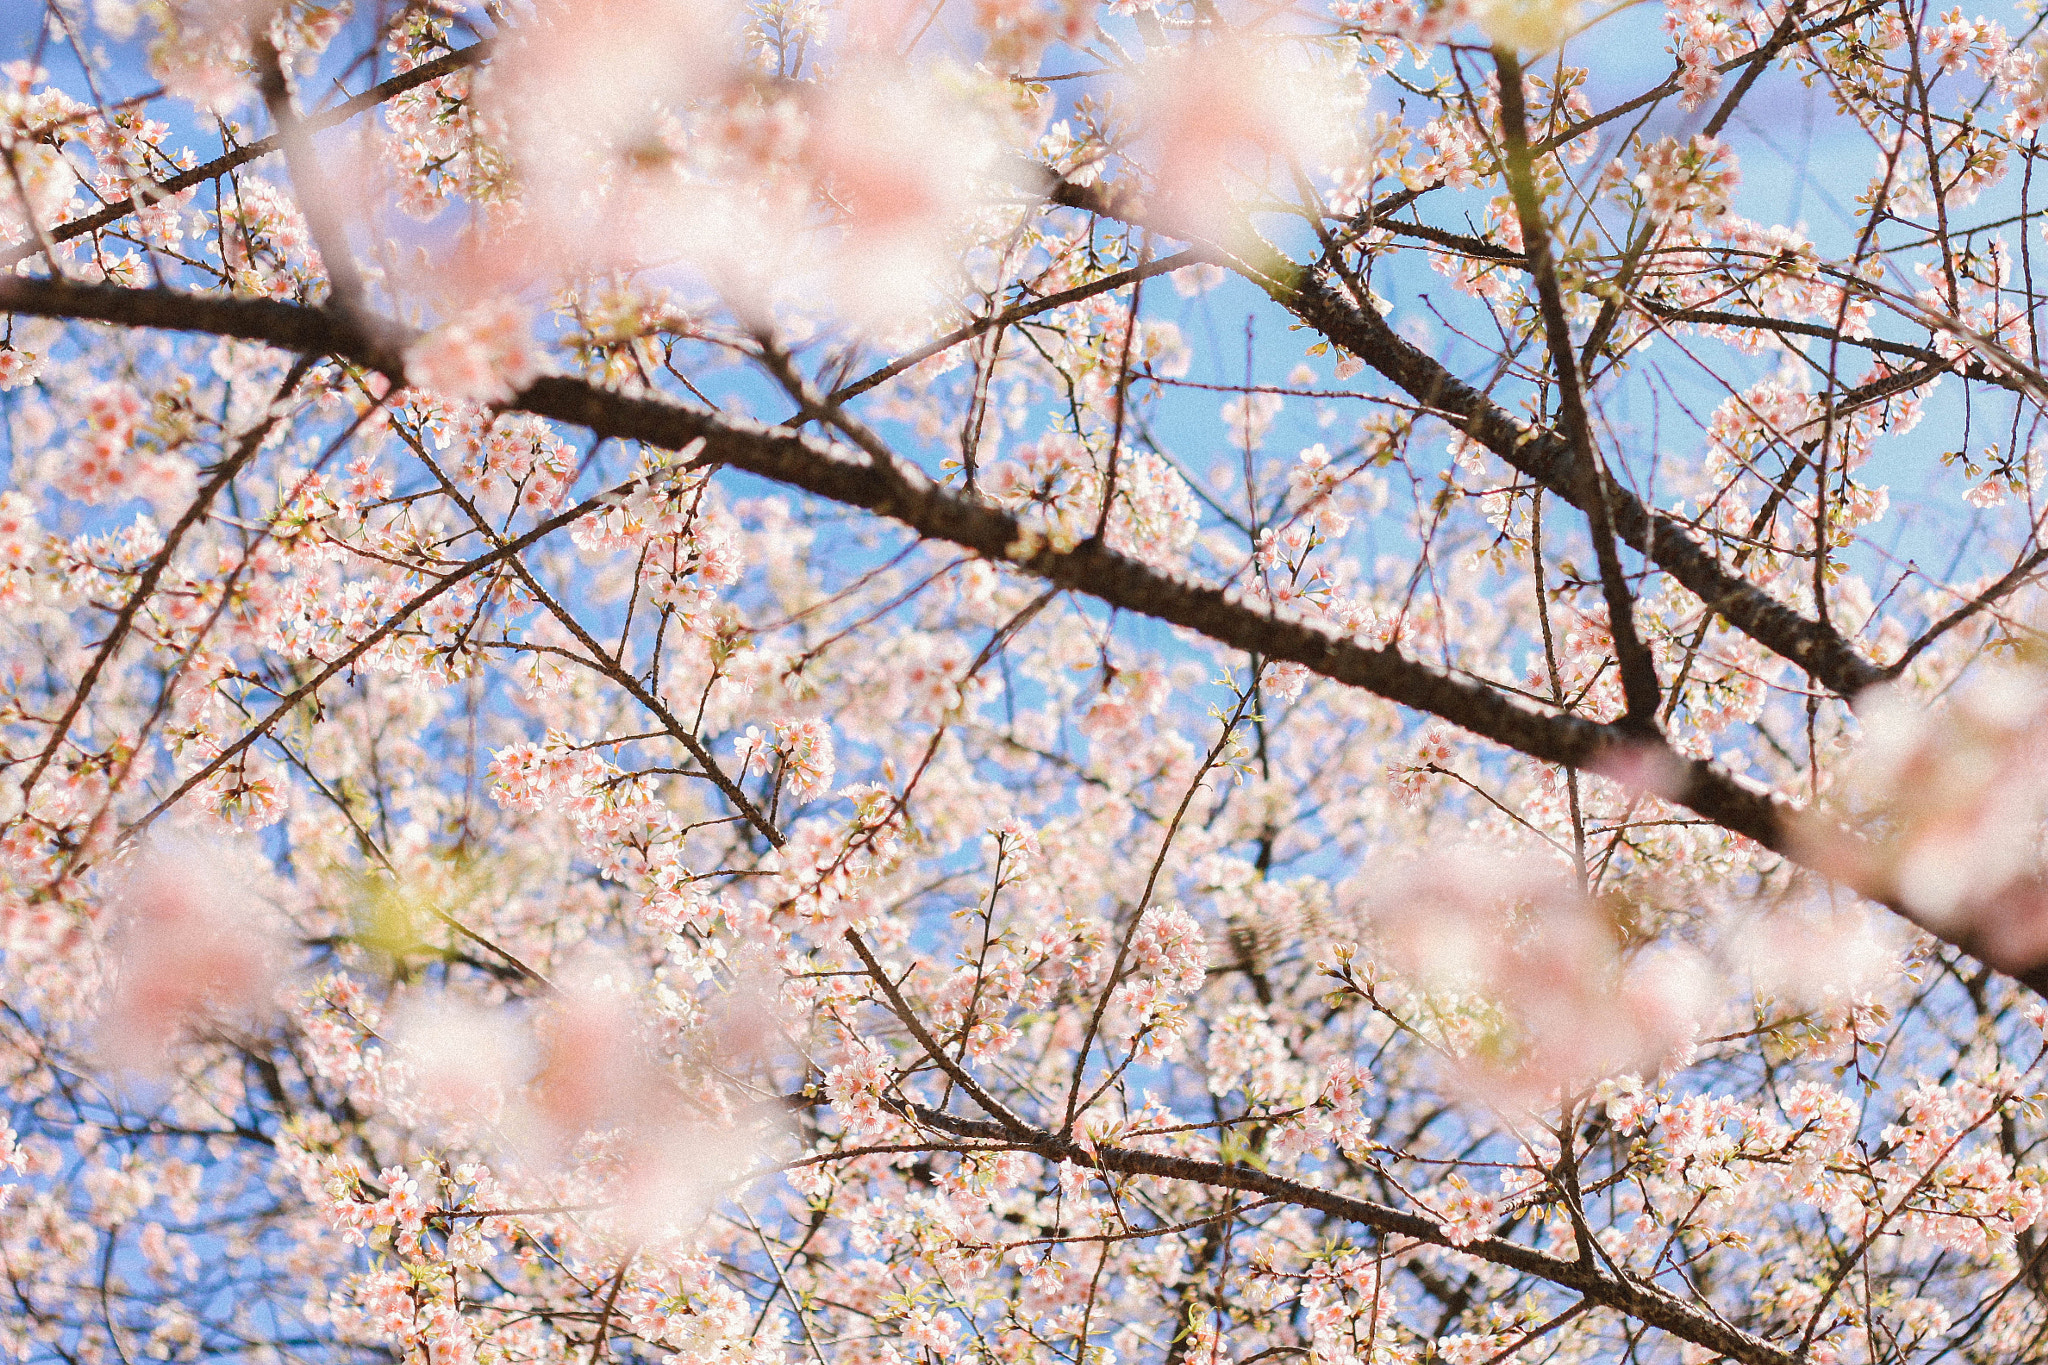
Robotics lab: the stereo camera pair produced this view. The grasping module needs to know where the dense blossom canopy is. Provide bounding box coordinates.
[9,2,2048,1364]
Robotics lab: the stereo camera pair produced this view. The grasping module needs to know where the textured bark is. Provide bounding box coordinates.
[6,274,2044,1001]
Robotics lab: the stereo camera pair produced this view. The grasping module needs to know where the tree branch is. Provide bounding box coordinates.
[1036,172,1890,701]
[6,275,2044,998]
[1496,47,1661,734]
[892,1102,1796,1365]
[0,41,492,272]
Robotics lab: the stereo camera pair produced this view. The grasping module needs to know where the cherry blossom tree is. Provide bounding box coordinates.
[10,2,2048,1363]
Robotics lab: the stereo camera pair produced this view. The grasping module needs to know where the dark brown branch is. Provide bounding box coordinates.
[1887,546,2048,677]
[831,248,1208,403]
[845,929,1036,1136]
[1642,301,2034,395]
[1330,236,2036,403]
[1037,172,1890,700]
[1497,48,1661,734]
[1371,219,1522,261]
[1526,0,1890,161]
[1274,271,1887,697]
[892,1102,1795,1365]
[6,275,2045,999]
[398,427,786,849]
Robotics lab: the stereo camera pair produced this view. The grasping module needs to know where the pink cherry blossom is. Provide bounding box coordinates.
[2,8,2048,1365]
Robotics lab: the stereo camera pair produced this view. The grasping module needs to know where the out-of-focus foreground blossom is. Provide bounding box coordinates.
[97,839,284,1071]
[402,296,542,405]
[1477,0,1583,51]
[394,959,777,1240]
[144,0,349,112]
[1729,904,1903,1016]
[1366,851,1708,1106]
[1810,672,2048,972]
[1127,41,1355,246]
[461,0,1009,331]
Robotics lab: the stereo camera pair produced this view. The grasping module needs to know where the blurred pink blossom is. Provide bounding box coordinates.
[1807,673,2048,972]
[1369,851,1706,1105]
[392,996,533,1127]
[518,962,775,1237]
[148,1,265,112]
[403,298,540,405]
[471,4,1001,333]
[1589,741,1690,802]
[972,0,1095,71]
[796,67,1002,326]
[390,956,780,1238]
[1731,906,1900,1009]
[489,0,737,154]
[99,839,282,1071]
[839,0,929,50]
[1128,43,1347,244]
[0,141,76,246]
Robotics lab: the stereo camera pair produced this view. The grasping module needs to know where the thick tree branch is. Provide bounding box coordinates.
[1271,268,1888,698]
[894,1103,1795,1365]
[4,275,2043,999]
[1035,174,1888,700]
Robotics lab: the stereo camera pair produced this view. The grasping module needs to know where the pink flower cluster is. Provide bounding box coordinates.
[984,433,1201,566]
[1634,134,1738,227]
